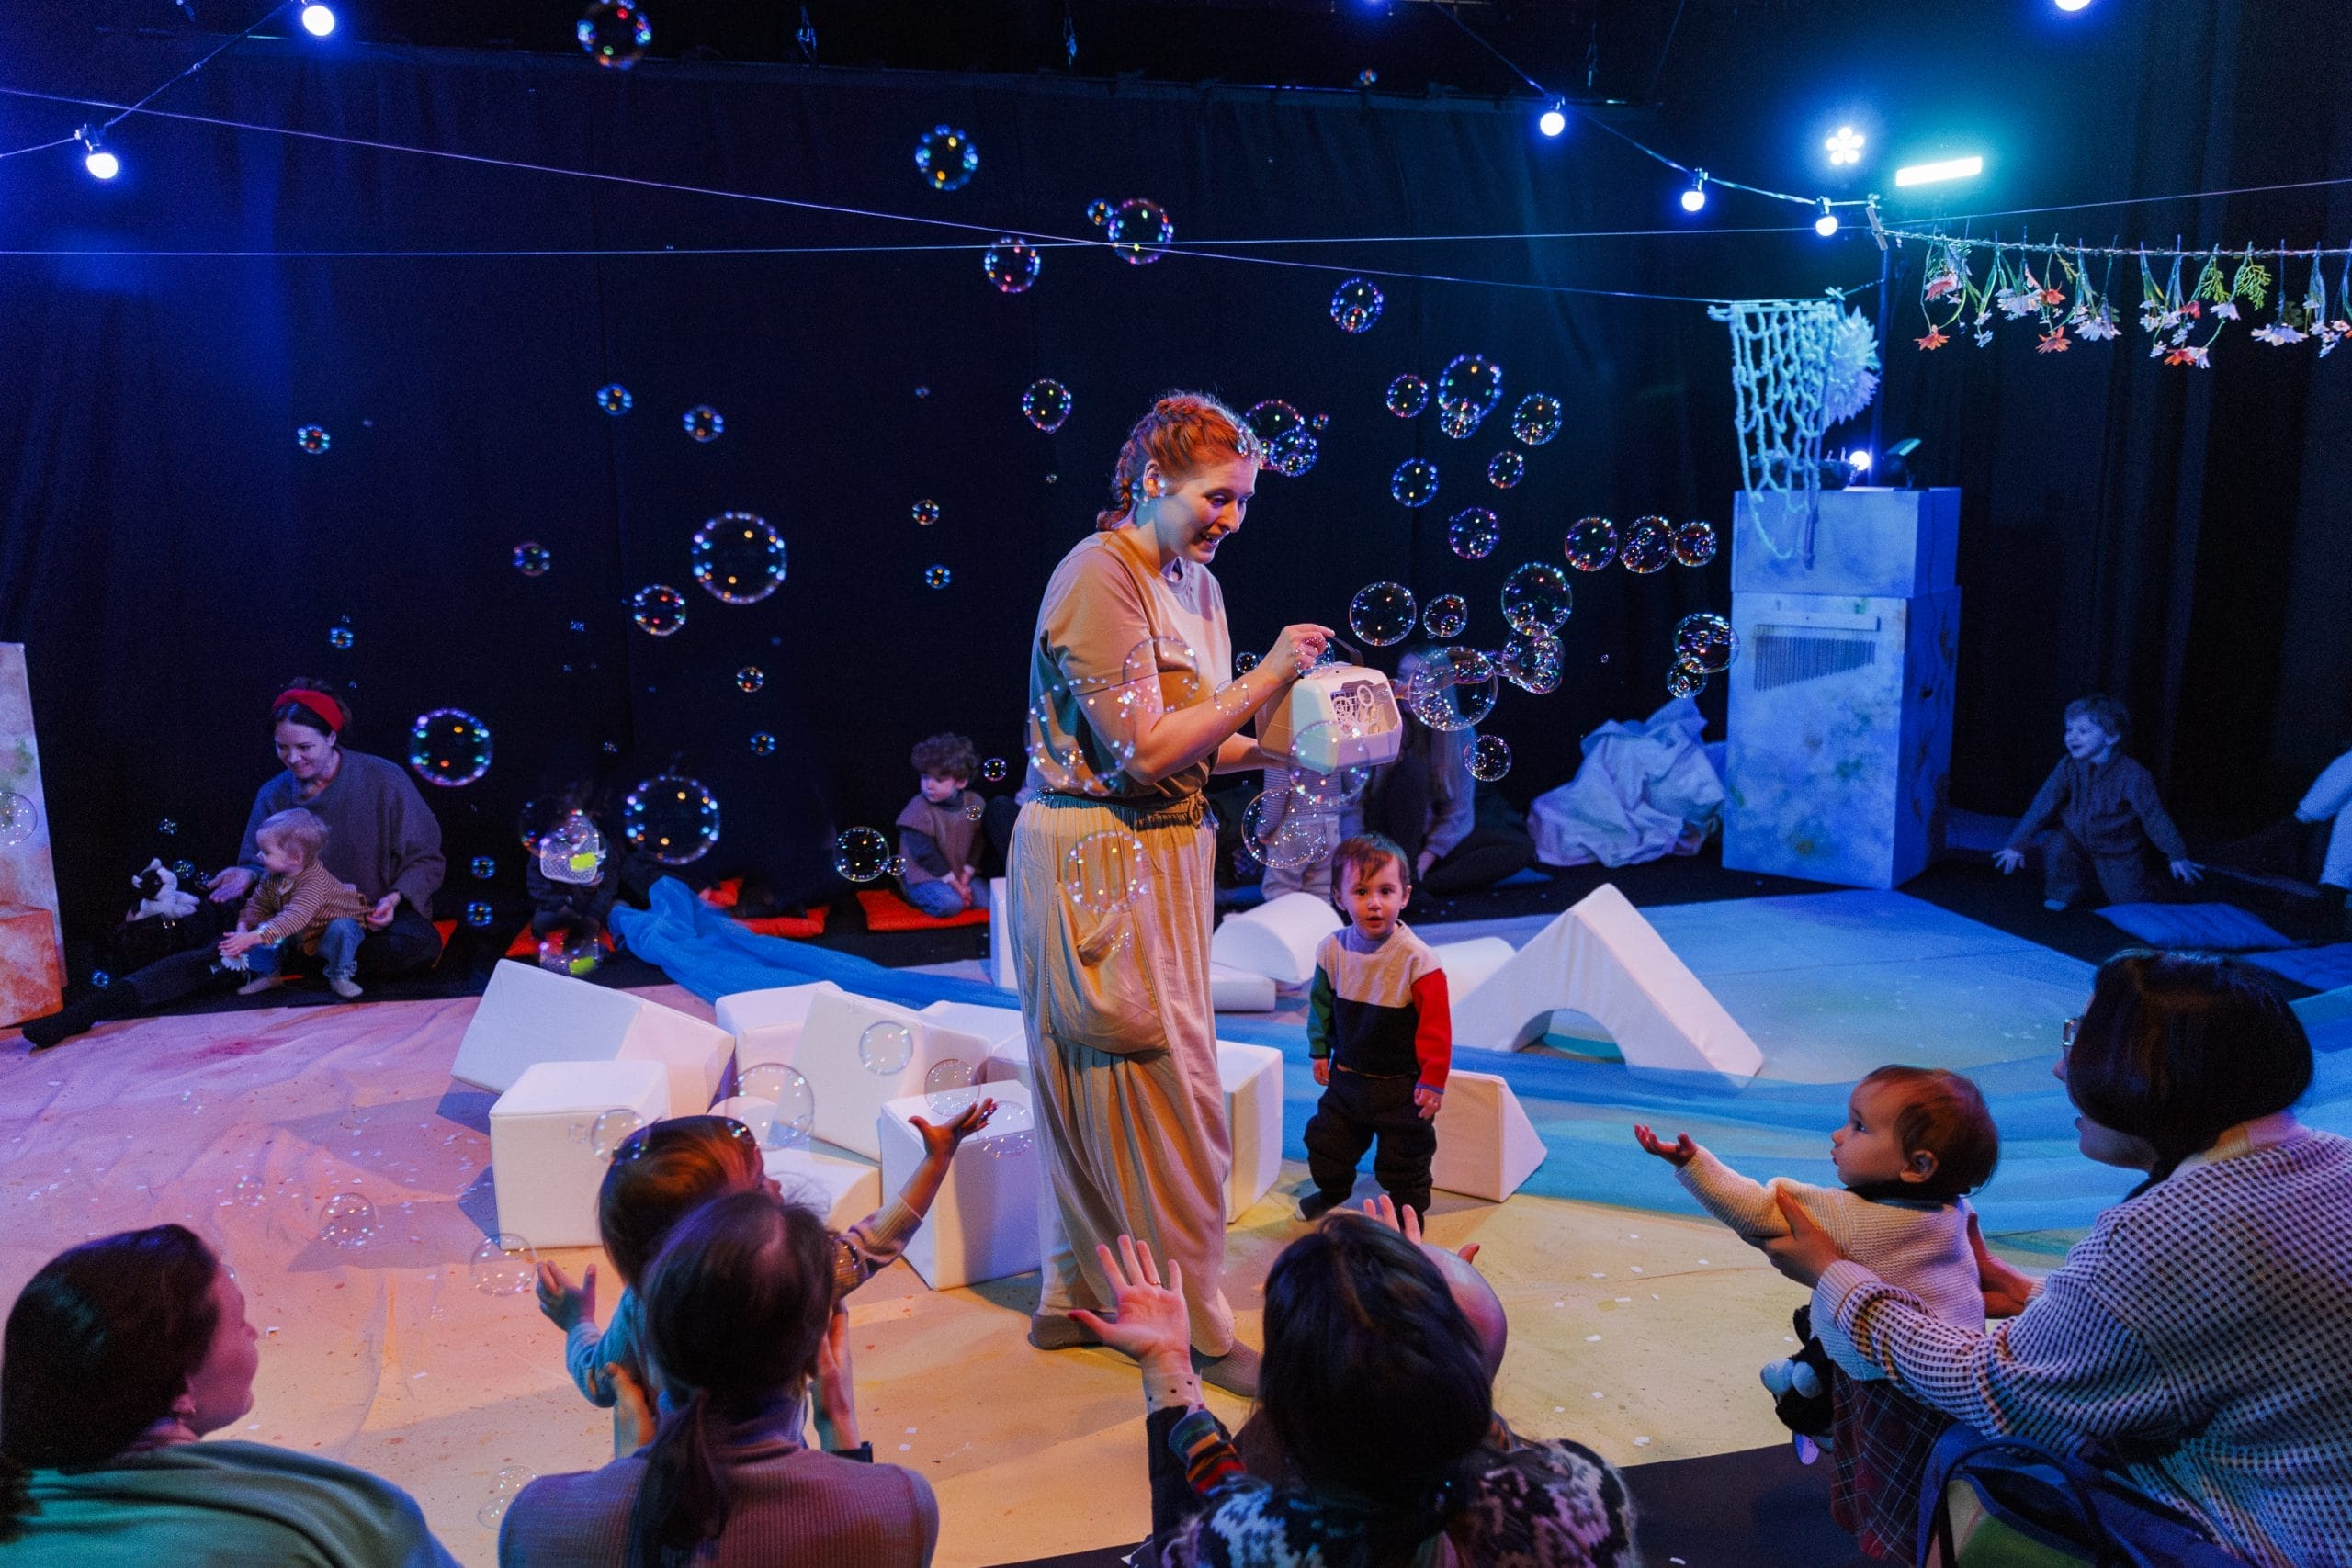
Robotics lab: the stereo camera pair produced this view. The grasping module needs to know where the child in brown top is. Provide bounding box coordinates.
[219,807,373,998]
[1995,694,2201,909]
[897,732,988,918]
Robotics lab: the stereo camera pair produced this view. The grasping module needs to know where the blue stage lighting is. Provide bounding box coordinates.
[300,4,337,36]
[2054,0,2090,10]
[1538,101,1566,138]
[1679,173,1707,212]
[78,127,118,180]
[1846,447,1872,474]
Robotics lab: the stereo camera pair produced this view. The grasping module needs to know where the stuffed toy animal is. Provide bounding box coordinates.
[130,859,201,921]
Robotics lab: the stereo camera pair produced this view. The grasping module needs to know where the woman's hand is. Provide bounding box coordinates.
[1967,1211,2040,1319]
[1068,1236,1192,1372]
[1761,1190,1848,1287]
[606,1361,659,1455]
[208,866,257,903]
[536,1260,595,1332]
[363,893,400,931]
[1262,623,1335,680]
[1633,1124,1699,1167]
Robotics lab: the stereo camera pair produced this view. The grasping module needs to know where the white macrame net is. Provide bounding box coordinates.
[1709,298,1839,563]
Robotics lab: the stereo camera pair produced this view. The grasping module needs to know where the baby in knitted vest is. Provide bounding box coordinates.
[1635,1066,2002,1453]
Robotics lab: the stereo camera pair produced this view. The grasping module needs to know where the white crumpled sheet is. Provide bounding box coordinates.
[1527,698,1724,868]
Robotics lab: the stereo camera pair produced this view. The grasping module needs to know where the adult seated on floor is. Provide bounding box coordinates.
[1080,1220,1635,1568]
[500,1189,938,1567]
[24,681,445,1048]
[0,1224,458,1567]
[1765,951,2352,1568]
[1363,662,1535,898]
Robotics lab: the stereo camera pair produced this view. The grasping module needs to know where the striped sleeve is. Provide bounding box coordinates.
[1169,1408,1250,1498]
[255,873,334,944]
[832,1197,923,1297]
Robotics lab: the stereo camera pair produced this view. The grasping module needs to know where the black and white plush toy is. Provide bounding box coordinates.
[131,859,201,920]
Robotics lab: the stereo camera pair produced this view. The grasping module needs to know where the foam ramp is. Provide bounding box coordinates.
[455,959,735,1112]
[1430,1069,1546,1202]
[1211,892,1342,985]
[1447,884,1764,1082]
[1430,937,1514,998]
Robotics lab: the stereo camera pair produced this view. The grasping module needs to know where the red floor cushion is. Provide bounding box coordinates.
[502,926,620,960]
[857,888,990,931]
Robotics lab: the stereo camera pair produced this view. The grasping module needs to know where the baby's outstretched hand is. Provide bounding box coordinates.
[1992,848,2025,875]
[1634,1123,1699,1167]
[536,1260,595,1332]
[911,1098,998,1160]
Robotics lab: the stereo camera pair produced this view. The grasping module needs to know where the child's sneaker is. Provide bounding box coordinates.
[327,974,363,1000]
[1295,1189,1345,1223]
[236,974,286,997]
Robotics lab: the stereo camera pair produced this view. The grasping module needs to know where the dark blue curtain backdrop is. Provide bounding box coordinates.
[0,1,2345,953]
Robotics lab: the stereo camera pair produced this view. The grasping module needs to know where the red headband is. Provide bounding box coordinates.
[272,687,345,734]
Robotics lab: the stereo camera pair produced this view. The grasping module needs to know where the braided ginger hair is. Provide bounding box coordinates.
[1094,391,1266,531]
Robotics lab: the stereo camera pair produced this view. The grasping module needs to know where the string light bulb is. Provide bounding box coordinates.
[77,126,119,181]
[1538,99,1566,138]
[1679,173,1708,212]
[300,4,336,36]
[1814,199,1839,238]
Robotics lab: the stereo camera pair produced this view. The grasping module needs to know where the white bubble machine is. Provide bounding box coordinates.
[1256,663,1404,775]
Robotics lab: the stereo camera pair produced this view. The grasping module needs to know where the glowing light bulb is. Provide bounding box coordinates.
[2054,0,2090,11]
[1825,125,1866,166]
[1538,101,1566,138]
[78,128,118,180]
[1846,447,1872,474]
[300,4,336,35]
[1679,174,1707,212]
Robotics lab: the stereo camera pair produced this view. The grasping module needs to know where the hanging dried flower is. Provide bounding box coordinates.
[2250,322,2307,346]
[2036,328,2071,353]
[1916,325,1950,351]
[2075,310,2122,342]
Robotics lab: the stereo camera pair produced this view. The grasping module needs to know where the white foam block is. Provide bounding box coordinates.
[797,990,997,1160]
[922,999,1030,1091]
[1216,1041,1285,1222]
[1446,884,1764,1081]
[455,960,734,1113]
[1429,1068,1546,1203]
[988,876,1013,989]
[1211,963,1279,1013]
[875,1084,1041,1289]
[490,1059,670,1247]
[1430,937,1515,1001]
[717,980,845,1076]
[762,1144,884,1235]
[1211,892,1342,986]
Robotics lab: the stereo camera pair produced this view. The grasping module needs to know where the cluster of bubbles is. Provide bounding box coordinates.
[622,773,720,866]
[407,709,493,788]
[1511,394,1563,446]
[469,1233,537,1297]
[1399,648,1498,731]
[296,424,330,455]
[577,0,650,67]
[1023,378,1072,434]
[983,237,1040,294]
[513,541,552,577]
[913,126,978,192]
[1667,613,1741,698]
[690,513,786,604]
[738,1062,817,1148]
[596,383,632,415]
[1244,400,1319,478]
[1389,458,1440,508]
[925,565,953,590]
[1329,277,1384,333]
[911,499,942,526]
[1434,353,1504,438]
[1385,374,1429,418]
[628,583,688,637]
[1094,197,1174,264]
[1498,632,1564,694]
[1563,515,1718,573]
[736,666,764,693]
[682,404,724,443]
[1063,829,1151,915]
[1448,506,1499,560]
[1487,450,1525,490]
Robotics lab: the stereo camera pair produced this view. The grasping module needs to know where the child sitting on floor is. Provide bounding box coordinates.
[216,807,372,1000]
[896,732,988,918]
[535,1100,995,1456]
[1994,694,2201,909]
[1634,1066,2003,1561]
[1297,833,1451,1225]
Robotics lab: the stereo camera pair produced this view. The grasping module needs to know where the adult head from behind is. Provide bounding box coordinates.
[270,676,350,790]
[626,1189,835,1568]
[1094,392,1266,570]
[2061,949,2312,1182]
[0,1226,259,1538]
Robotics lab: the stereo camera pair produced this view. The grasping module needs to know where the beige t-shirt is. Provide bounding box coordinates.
[1023,529,1234,807]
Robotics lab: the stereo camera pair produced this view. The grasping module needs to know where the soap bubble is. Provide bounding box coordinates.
[296,424,330,455]
[736,666,765,694]
[913,125,978,192]
[1389,458,1440,507]
[1564,517,1619,571]
[512,541,552,577]
[595,383,632,415]
[232,1173,266,1206]
[407,709,492,788]
[465,901,492,927]
[477,1465,537,1530]
[1385,375,1430,418]
[1064,830,1150,915]
[1467,734,1513,782]
[910,499,941,526]
[576,0,649,66]
[981,757,1008,783]
[1500,563,1573,636]
[328,626,354,649]
[1673,520,1719,568]
[1023,378,1073,433]
[859,1021,914,1075]
[1085,198,1113,225]
[469,1234,537,1296]
[1349,581,1419,647]
[538,812,607,885]
[1435,353,1504,434]
[1232,651,1260,676]
[1498,631,1564,694]
[1448,507,1500,560]
[1674,612,1739,672]
[1025,681,1138,797]
[317,1192,377,1248]
[924,1059,977,1119]
[1620,517,1672,574]
[885,854,906,876]
[1105,198,1174,263]
[1330,277,1384,333]
[538,931,601,976]
[924,565,952,589]
[622,773,719,866]
[1116,636,1205,714]
[1285,722,1374,808]
[983,236,1041,293]
[1246,400,1317,478]
[1422,593,1468,639]
[981,1099,1035,1159]
[963,797,985,820]
[1511,393,1564,446]
[1666,661,1708,699]
[691,513,786,604]
[589,1108,642,1158]
[1487,450,1525,490]
[471,856,496,879]
[682,404,724,442]
[628,584,688,636]
[1402,648,1498,732]
[1437,402,1483,439]
[749,731,776,755]
[739,1062,816,1149]
[833,827,892,883]
[1240,790,1334,870]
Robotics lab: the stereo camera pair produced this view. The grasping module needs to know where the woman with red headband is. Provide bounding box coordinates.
[22,679,446,1049]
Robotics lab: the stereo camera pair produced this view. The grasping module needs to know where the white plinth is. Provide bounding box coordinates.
[1210,963,1279,1013]
[875,1084,1041,1289]
[1212,893,1342,985]
[1216,1041,1285,1222]
[717,980,846,1077]
[761,1144,884,1235]
[1430,1068,1546,1202]
[489,1059,670,1247]
[456,960,733,1114]
[797,990,997,1160]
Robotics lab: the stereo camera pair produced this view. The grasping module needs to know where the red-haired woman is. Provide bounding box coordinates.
[1012,393,1331,1395]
